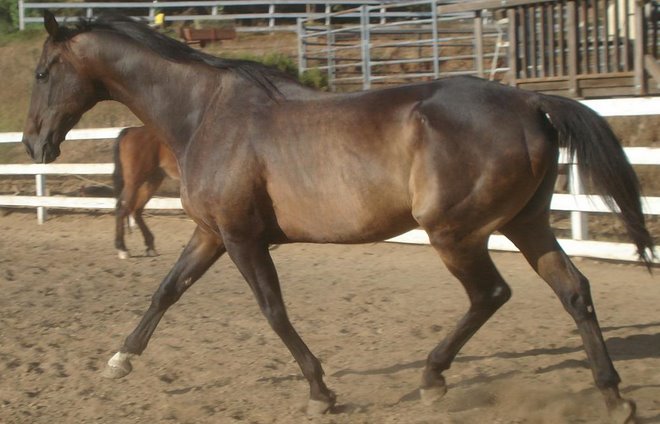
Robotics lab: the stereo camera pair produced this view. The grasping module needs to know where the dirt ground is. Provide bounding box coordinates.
[0,211,658,424]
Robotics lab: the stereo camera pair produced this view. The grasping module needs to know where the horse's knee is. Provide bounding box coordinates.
[558,276,595,322]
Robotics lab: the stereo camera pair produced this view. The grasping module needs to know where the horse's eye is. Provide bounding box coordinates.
[36,71,49,81]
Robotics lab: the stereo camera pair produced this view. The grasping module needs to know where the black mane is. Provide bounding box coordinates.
[59,13,296,98]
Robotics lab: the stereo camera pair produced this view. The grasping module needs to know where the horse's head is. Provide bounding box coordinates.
[23,12,102,163]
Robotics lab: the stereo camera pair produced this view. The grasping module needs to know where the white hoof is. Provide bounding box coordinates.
[420,385,447,405]
[306,398,333,415]
[117,250,130,260]
[101,352,134,379]
[146,248,158,257]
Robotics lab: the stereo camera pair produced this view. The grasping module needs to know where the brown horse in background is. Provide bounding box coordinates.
[22,13,655,422]
[113,126,179,259]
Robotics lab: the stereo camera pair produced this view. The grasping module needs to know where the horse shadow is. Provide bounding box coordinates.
[329,321,660,394]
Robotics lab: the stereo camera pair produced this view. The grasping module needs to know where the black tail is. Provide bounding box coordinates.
[112,128,129,200]
[537,94,655,267]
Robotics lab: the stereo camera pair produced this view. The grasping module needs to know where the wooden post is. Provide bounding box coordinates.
[567,1,579,96]
[507,8,518,84]
[633,0,647,95]
[474,10,484,78]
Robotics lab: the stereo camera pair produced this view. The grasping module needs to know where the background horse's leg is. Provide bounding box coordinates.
[115,187,136,259]
[133,173,165,257]
[501,215,636,423]
[419,233,512,403]
[224,238,335,415]
[103,225,225,379]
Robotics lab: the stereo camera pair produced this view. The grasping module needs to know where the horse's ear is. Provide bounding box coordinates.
[44,11,59,38]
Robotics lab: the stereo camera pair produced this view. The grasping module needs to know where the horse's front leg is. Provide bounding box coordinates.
[224,236,335,415]
[102,225,225,378]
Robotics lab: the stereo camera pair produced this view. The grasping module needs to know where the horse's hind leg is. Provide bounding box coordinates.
[103,225,225,379]
[420,233,512,403]
[501,215,636,423]
[133,173,165,257]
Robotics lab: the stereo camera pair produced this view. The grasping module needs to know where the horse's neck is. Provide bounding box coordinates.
[80,35,219,157]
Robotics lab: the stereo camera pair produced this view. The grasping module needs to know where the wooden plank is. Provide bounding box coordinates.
[578,75,635,87]
[547,3,555,77]
[507,8,519,81]
[520,7,529,78]
[645,55,660,88]
[530,5,538,77]
[633,0,646,95]
[558,0,565,76]
[567,1,579,95]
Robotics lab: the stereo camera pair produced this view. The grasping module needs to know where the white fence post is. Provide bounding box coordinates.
[35,174,47,224]
[19,0,25,30]
[569,162,588,240]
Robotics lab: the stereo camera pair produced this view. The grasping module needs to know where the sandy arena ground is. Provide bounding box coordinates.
[0,211,658,424]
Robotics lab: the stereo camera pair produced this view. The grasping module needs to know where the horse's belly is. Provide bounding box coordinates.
[271,195,416,243]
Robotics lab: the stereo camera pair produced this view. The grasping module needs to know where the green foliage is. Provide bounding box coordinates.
[299,69,328,90]
[0,0,19,33]
[220,51,328,90]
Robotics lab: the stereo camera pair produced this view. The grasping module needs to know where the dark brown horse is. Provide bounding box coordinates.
[22,13,655,421]
[113,126,179,259]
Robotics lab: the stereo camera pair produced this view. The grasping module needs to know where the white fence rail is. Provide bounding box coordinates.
[2,98,659,263]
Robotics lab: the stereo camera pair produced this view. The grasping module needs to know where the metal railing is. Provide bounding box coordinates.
[298,0,506,91]
[298,0,659,96]
[19,0,383,32]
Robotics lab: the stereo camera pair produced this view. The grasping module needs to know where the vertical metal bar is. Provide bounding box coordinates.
[297,18,306,76]
[474,10,484,78]
[148,1,155,22]
[360,5,371,90]
[567,1,579,96]
[569,163,588,240]
[269,4,275,28]
[380,6,386,25]
[87,7,94,19]
[431,0,440,79]
[36,174,47,225]
[327,20,336,92]
[212,6,218,16]
[19,0,25,31]
[325,3,331,26]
